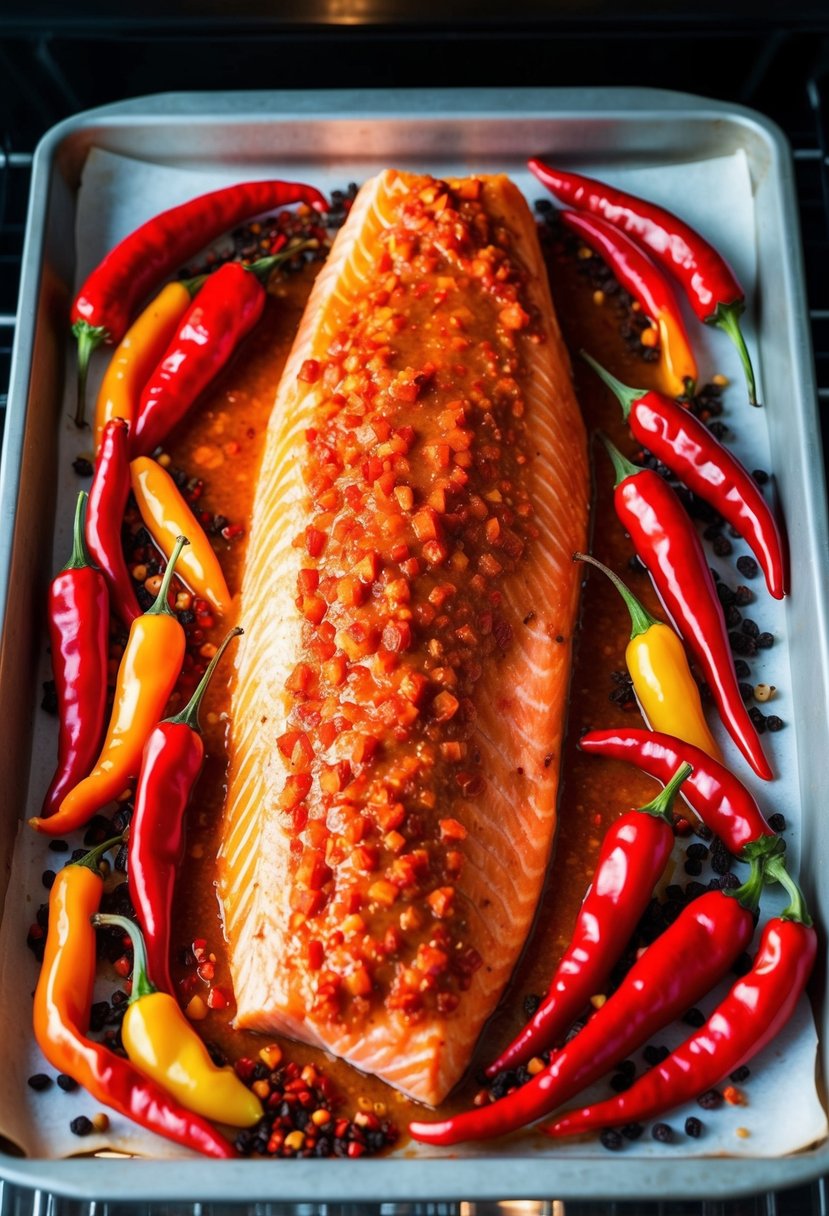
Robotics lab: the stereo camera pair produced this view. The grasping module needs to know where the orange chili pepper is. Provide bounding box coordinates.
[30,536,189,835]
[130,456,232,615]
[33,837,235,1157]
[93,281,193,455]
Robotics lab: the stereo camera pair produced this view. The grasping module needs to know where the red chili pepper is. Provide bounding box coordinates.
[561,211,697,399]
[129,627,242,994]
[528,158,759,405]
[579,728,777,856]
[485,763,692,1079]
[85,417,141,627]
[71,179,328,425]
[602,434,772,781]
[131,257,279,457]
[409,878,762,1146]
[584,354,787,598]
[41,492,109,820]
[545,863,815,1139]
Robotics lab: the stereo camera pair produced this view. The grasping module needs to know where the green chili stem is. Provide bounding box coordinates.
[164,626,243,733]
[712,301,759,407]
[638,761,693,822]
[580,351,645,421]
[765,855,813,926]
[574,551,660,640]
[146,535,189,618]
[75,835,123,873]
[72,321,108,429]
[92,913,156,1001]
[599,432,644,488]
[726,853,766,914]
[64,491,94,572]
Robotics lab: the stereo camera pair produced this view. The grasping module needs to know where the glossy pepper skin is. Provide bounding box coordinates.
[410,883,760,1146]
[584,355,787,598]
[546,876,815,1139]
[561,211,697,398]
[579,727,777,856]
[33,841,235,1158]
[129,628,242,994]
[603,436,773,781]
[30,536,189,835]
[93,281,193,454]
[131,257,278,458]
[575,552,721,760]
[41,492,109,819]
[94,913,262,1128]
[86,418,141,627]
[71,179,328,426]
[485,762,692,1079]
[130,456,232,615]
[528,157,759,405]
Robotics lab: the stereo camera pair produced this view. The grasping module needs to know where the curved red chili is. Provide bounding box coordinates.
[85,417,141,627]
[546,895,815,1139]
[528,157,759,405]
[70,179,328,426]
[130,259,270,457]
[485,762,691,1079]
[41,492,109,819]
[561,211,697,398]
[579,728,776,856]
[602,435,772,781]
[129,628,242,994]
[410,882,761,1146]
[584,354,787,598]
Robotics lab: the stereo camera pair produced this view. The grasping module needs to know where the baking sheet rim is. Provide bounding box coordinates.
[1,86,828,1201]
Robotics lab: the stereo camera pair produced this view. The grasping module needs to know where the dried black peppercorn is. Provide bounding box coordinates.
[685,1116,703,1138]
[652,1122,674,1143]
[697,1089,724,1110]
[28,1074,52,1091]
[600,1128,624,1151]
[736,556,758,578]
[70,1116,94,1136]
[769,813,786,832]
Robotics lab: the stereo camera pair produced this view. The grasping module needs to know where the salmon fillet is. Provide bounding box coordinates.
[218,169,589,1106]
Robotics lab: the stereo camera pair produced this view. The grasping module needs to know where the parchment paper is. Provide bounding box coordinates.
[0,145,823,1161]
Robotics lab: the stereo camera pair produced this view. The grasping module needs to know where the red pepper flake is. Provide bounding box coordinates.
[439,818,468,842]
[206,986,230,1010]
[427,887,455,918]
[298,359,322,383]
[280,773,313,811]
[723,1085,748,1106]
[305,526,327,557]
[432,690,460,721]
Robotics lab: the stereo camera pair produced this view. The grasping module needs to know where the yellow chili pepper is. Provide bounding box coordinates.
[575,552,722,761]
[31,536,190,835]
[131,456,232,616]
[94,281,194,455]
[93,913,263,1128]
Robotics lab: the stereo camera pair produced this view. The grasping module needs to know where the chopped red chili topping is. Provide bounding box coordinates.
[276,174,540,1023]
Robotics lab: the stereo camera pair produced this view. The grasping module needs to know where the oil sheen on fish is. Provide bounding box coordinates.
[219,169,589,1106]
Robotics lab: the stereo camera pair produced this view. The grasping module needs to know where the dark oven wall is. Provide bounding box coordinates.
[0,10,828,457]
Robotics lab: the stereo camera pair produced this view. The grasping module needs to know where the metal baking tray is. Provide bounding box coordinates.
[1,86,827,1204]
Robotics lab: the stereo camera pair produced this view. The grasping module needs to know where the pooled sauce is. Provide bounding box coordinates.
[166,222,675,1138]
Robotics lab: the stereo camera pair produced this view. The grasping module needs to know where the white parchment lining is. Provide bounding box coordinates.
[0,146,823,1161]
